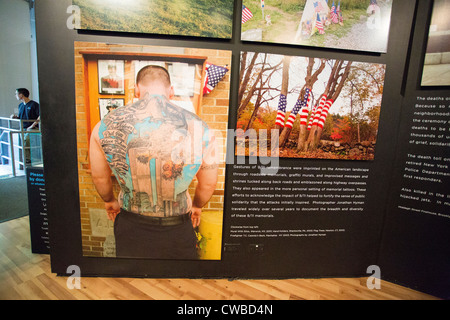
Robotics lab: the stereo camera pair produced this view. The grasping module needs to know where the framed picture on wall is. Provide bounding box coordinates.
[421,0,450,86]
[75,41,232,262]
[236,51,386,161]
[99,98,125,119]
[241,0,393,53]
[98,59,125,94]
[72,0,234,39]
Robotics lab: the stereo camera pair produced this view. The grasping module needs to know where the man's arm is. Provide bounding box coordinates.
[89,123,120,221]
[191,162,218,227]
[190,131,219,227]
[28,116,40,130]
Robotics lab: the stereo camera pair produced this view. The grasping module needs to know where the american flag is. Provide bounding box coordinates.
[337,1,343,22]
[285,89,311,129]
[275,94,287,127]
[309,94,327,129]
[242,5,253,24]
[284,100,300,129]
[315,13,325,34]
[330,1,338,23]
[307,98,317,130]
[318,99,333,129]
[299,89,311,126]
[203,63,228,95]
[314,1,324,12]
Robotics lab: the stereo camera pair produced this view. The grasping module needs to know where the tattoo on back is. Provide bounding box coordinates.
[98,94,210,217]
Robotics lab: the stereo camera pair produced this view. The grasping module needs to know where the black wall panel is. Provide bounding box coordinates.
[379,0,450,299]
[34,0,449,299]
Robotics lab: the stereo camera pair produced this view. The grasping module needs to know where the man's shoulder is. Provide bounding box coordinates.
[30,100,39,108]
[170,101,203,122]
[149,95,207,124]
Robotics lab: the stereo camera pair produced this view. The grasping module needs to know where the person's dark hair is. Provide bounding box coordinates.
[16,88,30,98]
[136,65,171,87]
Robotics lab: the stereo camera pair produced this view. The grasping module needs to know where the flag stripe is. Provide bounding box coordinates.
[317,99,333,128]
[242,5,253,23]
[315,13,325,34]
[275,110,286,127]
[285,113,297,129]
[309,95,327,128]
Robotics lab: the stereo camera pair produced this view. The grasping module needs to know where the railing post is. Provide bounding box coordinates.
[0,117,41,177]
[8,131,16,177]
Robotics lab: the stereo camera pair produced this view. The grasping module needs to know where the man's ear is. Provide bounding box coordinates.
[168,86,175,100]
[135,85,140,98]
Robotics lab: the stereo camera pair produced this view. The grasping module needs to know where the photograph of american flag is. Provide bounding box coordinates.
[242,5,253,23]
[315,13,325,34]
[240,0,393,53]
[203,63,229,95]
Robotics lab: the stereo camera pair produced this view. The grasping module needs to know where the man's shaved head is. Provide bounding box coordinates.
[136,65,171,87]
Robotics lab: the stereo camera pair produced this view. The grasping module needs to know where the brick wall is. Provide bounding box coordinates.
[74,42,231,257]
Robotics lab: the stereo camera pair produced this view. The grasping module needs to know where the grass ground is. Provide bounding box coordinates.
[74,0,233,38]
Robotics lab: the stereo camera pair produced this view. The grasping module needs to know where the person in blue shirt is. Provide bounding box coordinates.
[90,65,218,259]
[11,88,40,165]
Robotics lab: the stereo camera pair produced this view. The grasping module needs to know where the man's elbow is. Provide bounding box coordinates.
[199,179,217,192]
[91,175,112,188]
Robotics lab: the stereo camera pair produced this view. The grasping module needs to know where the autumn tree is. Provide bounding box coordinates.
[275,56,291,132]
[237,52,282,130]
[341,63,385,143]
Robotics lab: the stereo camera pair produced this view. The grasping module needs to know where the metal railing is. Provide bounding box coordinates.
[0,117,42,177]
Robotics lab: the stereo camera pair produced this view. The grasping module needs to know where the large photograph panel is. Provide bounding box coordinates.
[73,0,234,39]
[236,51,386,160]
[241,0,393,53]
[74,42,231,261]
[421,0,450,86]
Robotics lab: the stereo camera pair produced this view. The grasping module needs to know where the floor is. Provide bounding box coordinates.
[0,163,25,179]
[0,216,440,300]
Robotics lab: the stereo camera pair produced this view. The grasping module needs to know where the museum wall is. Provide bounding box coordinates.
[33,0,449,299]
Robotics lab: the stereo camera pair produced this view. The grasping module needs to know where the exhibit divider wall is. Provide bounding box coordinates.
[378,0,450,299]
[34,0,449,299]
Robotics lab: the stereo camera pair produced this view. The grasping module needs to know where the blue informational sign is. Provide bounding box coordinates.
[26,167,50,254]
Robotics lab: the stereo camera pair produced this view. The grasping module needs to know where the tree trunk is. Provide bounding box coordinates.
[296,125,308,151]
[279,126,292,148]
[276,56,293,147]
[245,89,264,131]
[357,122,360,143]
[292,58,326,150]
[281,56,290,96]
[275,56,291,129]
[304,125,318,151]
[238,52,258,110]
[313,126,324,148]
[305,61,353,151]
